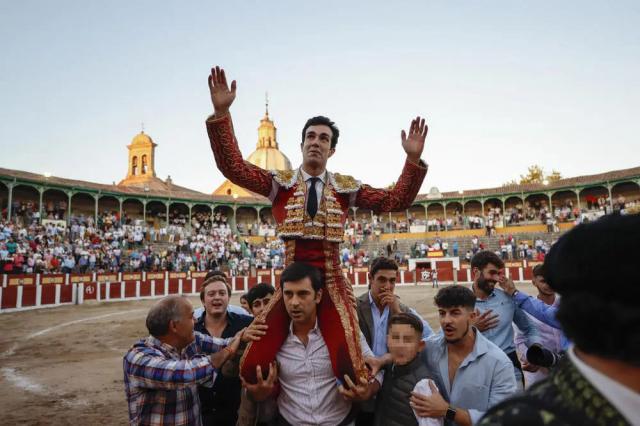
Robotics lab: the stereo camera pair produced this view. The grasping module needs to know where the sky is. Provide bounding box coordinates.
[1,1,639,195]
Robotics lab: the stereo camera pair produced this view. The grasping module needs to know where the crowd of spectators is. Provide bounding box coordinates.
[0,208,285,276]
[2,192,637,275]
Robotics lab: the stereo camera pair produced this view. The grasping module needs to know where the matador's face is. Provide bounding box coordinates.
[301,125,335,170]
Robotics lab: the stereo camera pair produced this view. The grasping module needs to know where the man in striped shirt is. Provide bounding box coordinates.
[123,295,242,426]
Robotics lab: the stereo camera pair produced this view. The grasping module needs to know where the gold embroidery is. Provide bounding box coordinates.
[272,170,297,188]
[323,242,368,383]
[330,172,361,193]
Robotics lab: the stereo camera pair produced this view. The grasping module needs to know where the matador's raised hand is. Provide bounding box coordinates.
[401,116,428,165]
[208,66,237,117]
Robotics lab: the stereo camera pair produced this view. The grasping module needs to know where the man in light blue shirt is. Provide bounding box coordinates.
[469,251,539,389]
[497,272,570,350]
[411,285,517,426]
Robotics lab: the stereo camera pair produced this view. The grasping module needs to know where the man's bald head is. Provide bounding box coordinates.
[146,295,191,338]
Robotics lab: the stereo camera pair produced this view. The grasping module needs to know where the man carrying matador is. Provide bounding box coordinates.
[205,66,429,385]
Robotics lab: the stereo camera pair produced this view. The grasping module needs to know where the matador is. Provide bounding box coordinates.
[206,66,429,385]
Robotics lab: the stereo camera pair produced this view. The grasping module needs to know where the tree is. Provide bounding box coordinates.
[503,165,563,186]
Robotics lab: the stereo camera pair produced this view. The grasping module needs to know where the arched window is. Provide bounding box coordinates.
[142,155,148,174]
[132,156,138,175]
[227,189,232,195]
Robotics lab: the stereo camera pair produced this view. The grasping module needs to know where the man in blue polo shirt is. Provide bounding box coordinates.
[469,251,539,389]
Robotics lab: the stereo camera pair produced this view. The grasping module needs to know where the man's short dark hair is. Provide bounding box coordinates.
[388,312,423,335]
[544,213,640,366]
[532,264,545,277]
[470,250,505,270]
[434,285,476,310]
[280,262,323,292]
[301,116,339,149]
[246,283,276,306]
[369,256,399,278]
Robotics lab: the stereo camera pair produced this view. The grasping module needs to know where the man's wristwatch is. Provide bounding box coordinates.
[445,405,457,421]
[512,289,520,298]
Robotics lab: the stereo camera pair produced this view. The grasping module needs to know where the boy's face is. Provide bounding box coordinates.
[250,294,273,317]
[387,323,425,366]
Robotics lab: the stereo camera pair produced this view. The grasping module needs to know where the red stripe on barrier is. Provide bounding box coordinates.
[140,281,152,297]
[356,272,368,286]
[1,286,18,309]
[109,282,122,299]
[59,285,73,303]
[233,278,244,292]
[41,285,57,305]
[21,286,37,307]
[155,281,166,296]
[124,281,137,298]
[247,276,258,290]
[506,267,517,279]
[167,280,180,294]
[193,277,206,291]
[523,267,534,280]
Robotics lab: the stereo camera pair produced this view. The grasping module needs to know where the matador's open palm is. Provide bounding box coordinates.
[401,116,428,164]
[208,66,237,115]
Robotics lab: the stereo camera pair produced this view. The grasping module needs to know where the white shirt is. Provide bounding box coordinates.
[412,379,444,426]
[268,167,358,208]
[299,168,327,214]
[276,320,377,426]
[568,346,640,425]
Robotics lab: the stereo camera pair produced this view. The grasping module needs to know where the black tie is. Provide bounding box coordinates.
[307,177,319,218]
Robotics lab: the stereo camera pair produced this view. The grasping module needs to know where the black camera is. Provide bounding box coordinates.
[526,343,562,368]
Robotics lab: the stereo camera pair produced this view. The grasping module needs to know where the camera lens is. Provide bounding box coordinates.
[526,344,559,368]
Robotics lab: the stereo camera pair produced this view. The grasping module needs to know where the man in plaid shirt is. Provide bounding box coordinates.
[124,295,244,426]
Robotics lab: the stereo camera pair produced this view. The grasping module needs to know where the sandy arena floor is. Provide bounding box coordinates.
[0,283,537,425]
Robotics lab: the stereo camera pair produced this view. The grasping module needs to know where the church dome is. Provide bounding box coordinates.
[131,131,155,146]
[245,110,292,171]
[247,148,292,171]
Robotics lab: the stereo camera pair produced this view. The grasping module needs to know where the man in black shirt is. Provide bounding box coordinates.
[195,272,253,426]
